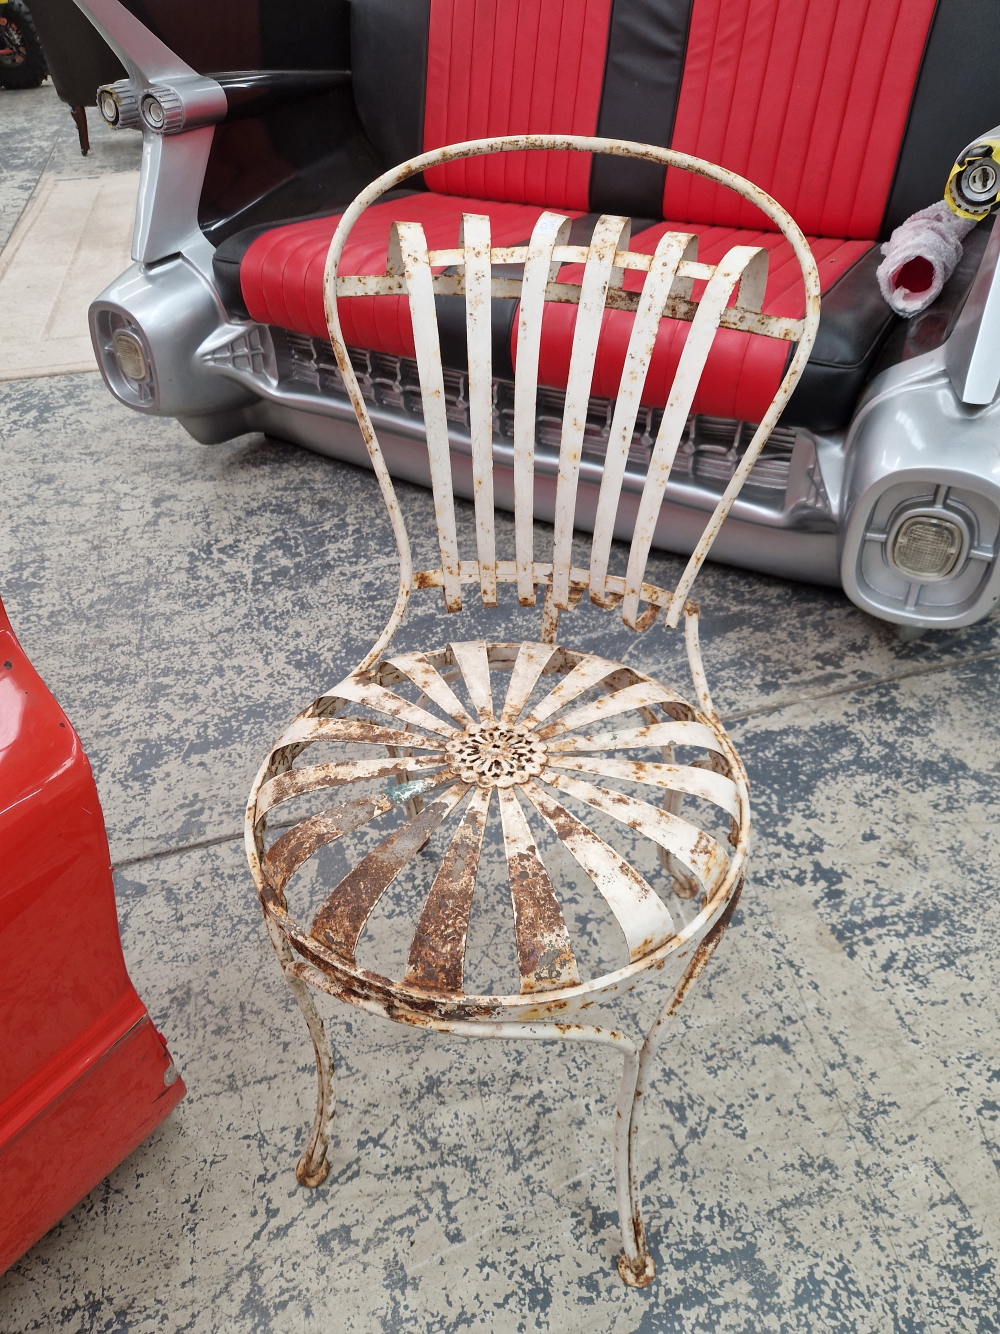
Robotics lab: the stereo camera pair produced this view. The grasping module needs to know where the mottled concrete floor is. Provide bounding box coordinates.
[0,82,140,252]
[2,87,1000,1334]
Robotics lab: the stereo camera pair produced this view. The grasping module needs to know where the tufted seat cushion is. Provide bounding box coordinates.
[218,198,877,428]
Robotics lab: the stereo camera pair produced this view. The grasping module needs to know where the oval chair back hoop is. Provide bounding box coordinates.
[246,136,820,1289]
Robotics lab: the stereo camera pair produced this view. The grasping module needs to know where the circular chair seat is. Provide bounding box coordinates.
[248,640,749,1025]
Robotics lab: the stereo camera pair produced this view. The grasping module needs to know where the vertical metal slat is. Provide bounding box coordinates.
[395,220,464,612]
[461,213,499,606]
[513,212,573,606]
[550,215,630,611]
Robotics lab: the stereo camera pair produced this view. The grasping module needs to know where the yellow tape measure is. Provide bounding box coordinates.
[946,139,1000,220]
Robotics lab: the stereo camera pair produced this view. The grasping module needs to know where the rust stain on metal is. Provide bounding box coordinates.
[310,781,468,960]
[404,786,490,991]
[498,785,580,992]
[279,716,447,752]
[264,791,398,894]
[691,829,714,859]
[520,777,675,959]
[665,877,745,1017]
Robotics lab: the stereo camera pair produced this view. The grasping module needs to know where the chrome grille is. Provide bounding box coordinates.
[204,325,270,376]
[281,332,798,493]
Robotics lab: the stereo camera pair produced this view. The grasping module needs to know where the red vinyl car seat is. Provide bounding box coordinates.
[212,0,992,434]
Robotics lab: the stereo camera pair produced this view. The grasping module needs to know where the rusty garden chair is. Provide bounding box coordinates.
[245,135,820,1287]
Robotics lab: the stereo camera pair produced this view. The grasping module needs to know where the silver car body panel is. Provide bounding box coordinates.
[72,0,225,270]
[840,347,1000,627]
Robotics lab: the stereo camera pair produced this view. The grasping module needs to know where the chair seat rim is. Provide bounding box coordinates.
[252,846,747,1022]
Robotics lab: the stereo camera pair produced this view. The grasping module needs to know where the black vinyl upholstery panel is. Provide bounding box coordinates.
[197,0,429,244]
[118,0,352,73]
[187,0,369,243]
[350,0,430,172]
[199,83,385,245]
[591,0,693,217]
[782,247,897,433]
[434,293,521,381]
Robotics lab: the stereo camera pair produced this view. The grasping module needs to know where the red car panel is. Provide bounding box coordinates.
[0,597,184,1275]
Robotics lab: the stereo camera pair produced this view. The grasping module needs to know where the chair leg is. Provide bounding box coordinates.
[614,1045,656,1287]
[69,105,89,156]
[657,790,700,898]
[267,922,335,1187]
[616,881,744,1286]
[287,972,336,1186]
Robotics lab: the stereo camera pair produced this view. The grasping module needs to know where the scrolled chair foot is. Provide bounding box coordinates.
[617,1251,656,1288]
[295,1151,330,1188]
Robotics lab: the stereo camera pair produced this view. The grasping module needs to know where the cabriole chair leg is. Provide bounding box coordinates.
[288,973,335,1187]
[615,883,744,1285]
[267,922,335,1187]
[614,1044,656,1287]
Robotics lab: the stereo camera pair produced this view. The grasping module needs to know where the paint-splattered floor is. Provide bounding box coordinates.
[2,86,999,1334]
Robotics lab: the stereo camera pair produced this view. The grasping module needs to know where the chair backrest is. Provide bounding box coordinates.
[324,136,820,666]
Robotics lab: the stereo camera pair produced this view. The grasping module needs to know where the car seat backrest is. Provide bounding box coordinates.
[130,0,353,72]
[420,0,615,210]
[662,0,937,239]
[348,0,1000,240]
[352,0,431,172]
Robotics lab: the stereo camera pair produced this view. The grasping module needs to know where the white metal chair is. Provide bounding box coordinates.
[245,135,820,1287]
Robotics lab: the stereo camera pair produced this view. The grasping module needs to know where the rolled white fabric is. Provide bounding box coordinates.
[876,200,977,316]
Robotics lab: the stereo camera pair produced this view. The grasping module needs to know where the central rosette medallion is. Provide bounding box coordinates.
[445,722,548,788]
